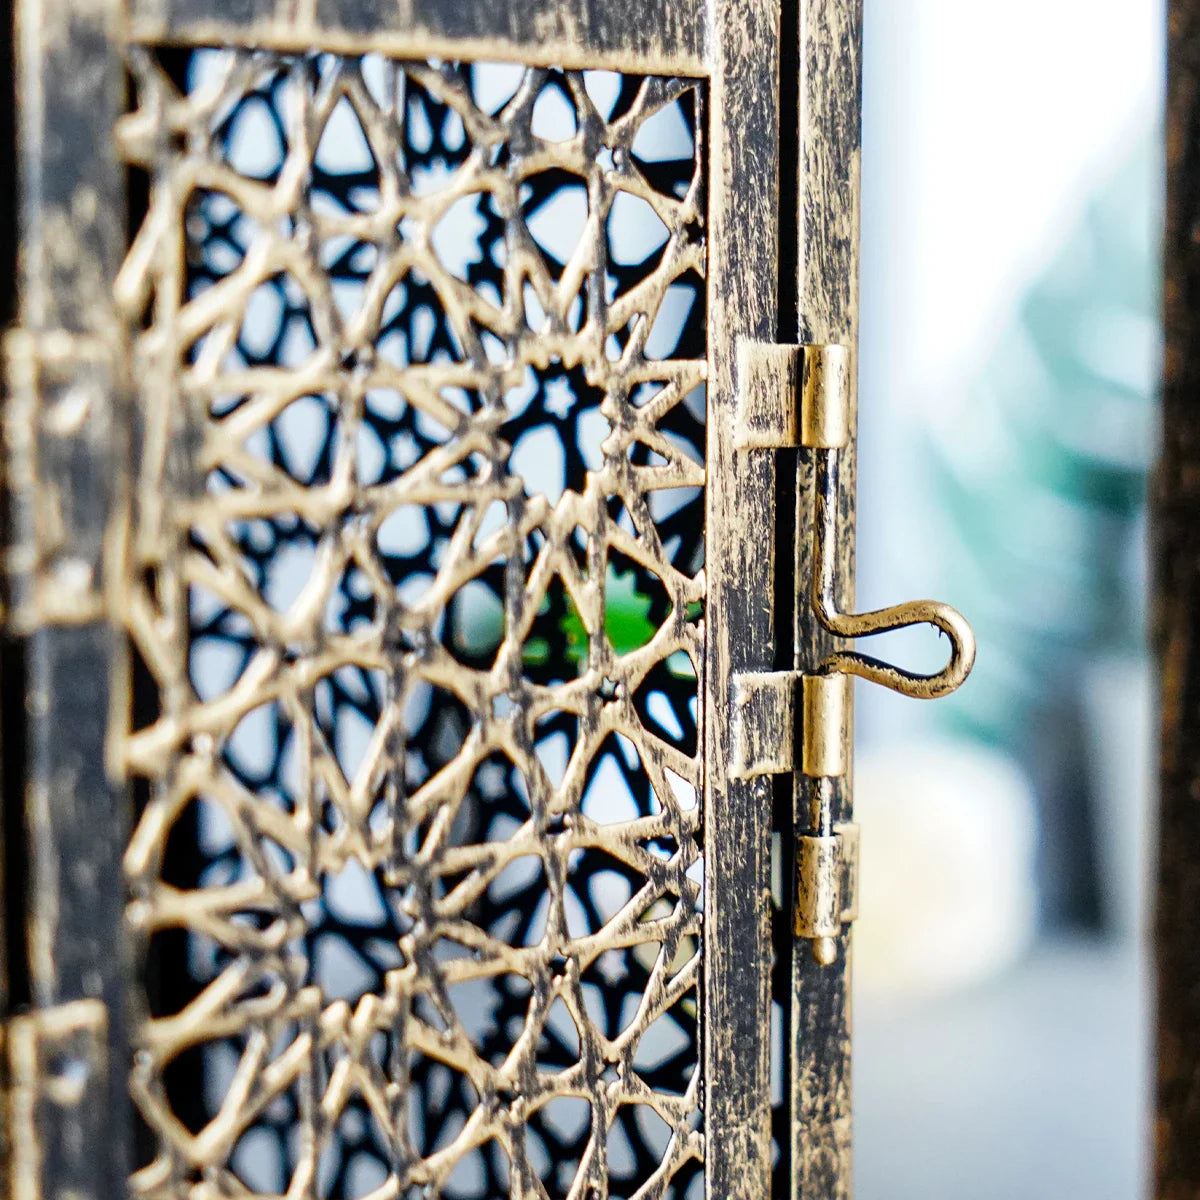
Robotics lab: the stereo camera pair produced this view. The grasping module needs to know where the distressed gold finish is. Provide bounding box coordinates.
[733,339,975,698]
[730,335,974,963]
[800,672,848,779]
[733,340,804,451]
[798,344,850,451]
[786,2,863,1190]
[0,1,945,1198]
[125,0,708,76]
[795,825,856,967]
[117,48,707,1200]
[811,450,975,700]
[729,670,850,783]
[733,341,849,453]
[730,670,797,780]
[803,343,973,697]
[0,330,116,634]
[7,1000,110,1200]
[1,3,133,1200]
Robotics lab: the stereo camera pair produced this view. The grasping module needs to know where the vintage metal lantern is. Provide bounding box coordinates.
[0,2,973,1198]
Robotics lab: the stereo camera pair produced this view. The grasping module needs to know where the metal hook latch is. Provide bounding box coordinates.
[730,340,976,965]
[810,443,975,700]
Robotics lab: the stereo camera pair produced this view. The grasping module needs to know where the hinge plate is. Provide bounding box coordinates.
[734,339,851,451]
[730,670,796,779]
[730,670,849,780]
[2,329,116,634]
[7,1000,109,1200]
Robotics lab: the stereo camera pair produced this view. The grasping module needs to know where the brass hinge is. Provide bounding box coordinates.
[731,670,850,780]
[5,1000,109,1200]
[730,338,976,964]
[733,340,851,452]
[2,329,116,634]
[797,823,860,961]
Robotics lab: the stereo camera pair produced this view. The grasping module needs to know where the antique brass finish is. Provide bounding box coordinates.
[0,0,885,1195]
[0,329,116,635]
[801,672,849,779]
[795,824,858,967]
[812,448,976,700]
[800,344,852,451]
[733,341,851,452]
[729,670,849,781]
[117,49,709,1200]
[731,338,977,701]
[734,339,976,689]
[0,4,133,1200]
[731,670,800,779]
[732,338,976,963]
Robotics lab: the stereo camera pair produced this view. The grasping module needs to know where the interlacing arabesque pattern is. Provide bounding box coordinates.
[117,48,707,1200]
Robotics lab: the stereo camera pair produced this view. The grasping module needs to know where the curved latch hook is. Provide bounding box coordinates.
[811,447,976,700]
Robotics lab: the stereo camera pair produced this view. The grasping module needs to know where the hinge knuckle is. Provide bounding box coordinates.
[800,343,851,449]
[796,824,859,956]
[734,338,851,451]
[801,672,849,777]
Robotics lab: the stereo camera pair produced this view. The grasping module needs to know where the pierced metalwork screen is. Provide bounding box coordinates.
[119,48,706,1200]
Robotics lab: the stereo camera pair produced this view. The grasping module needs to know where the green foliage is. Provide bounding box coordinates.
[454,562,678,671]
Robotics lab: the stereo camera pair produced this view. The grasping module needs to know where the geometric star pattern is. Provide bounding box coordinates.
[116,47,706,1200]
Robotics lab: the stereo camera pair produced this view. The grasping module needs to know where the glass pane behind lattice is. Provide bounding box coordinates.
[121,49,706,1200]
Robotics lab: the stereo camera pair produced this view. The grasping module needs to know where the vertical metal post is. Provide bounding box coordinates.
[704,0,785,1196]
[5,0,131,1195]
[791,1,862,1196]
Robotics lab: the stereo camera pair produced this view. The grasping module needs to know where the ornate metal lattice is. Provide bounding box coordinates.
[117,47,706,1200]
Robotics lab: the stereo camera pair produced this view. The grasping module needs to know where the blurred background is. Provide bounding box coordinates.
[852,3,1163,1197]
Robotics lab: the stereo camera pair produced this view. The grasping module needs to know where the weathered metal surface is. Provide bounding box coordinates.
[731,341,851,453]
[793,825,856,953]
[810,452,975,701]
[126,0,708,74]
[800,672,848,780]
[1158,2,1200,1195]
[703,0,782,1192]
[728,323,972,974]
[118,48,711,1199]
[733,340,805,451]
[789,1,861,1194]
[731,670,797,780]
[2,1,132,1200]
[0,0,18,1182]
[0,0,905,1195]
[2,331,115,634]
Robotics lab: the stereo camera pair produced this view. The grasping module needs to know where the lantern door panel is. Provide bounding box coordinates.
[122,47,713,1200]
[3,1,789,1198]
